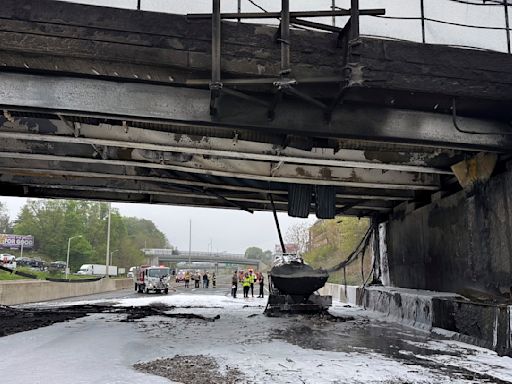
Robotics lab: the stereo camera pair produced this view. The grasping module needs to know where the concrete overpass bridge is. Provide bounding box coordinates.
[143,249,261,268]
[0,0,511,219]
[1,0,512,354]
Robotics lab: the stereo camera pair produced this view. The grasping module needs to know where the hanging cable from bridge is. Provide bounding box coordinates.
[326,225,373,273]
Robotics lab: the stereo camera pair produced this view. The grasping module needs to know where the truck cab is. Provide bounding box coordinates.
[0,254,16,270]
[76,264,93,275]
[134,265,170,294]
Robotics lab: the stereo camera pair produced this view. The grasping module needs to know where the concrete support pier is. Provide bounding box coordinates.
[382,164,512,297]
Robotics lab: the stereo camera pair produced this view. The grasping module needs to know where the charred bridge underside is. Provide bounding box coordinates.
[0,0,512,218]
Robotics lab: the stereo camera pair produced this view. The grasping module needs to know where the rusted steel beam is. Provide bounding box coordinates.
[504,0,511,54]
[290,18,343,33]
[350,0,360,40]
[187,9,385,20]
[209,0,222,115]
[0,72,510,151]
[280,0,291,75]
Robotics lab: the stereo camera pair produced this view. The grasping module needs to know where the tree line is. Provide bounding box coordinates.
[1,200,169,271]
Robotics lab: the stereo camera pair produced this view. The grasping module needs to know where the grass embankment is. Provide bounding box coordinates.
[304,217,373,286]
[0,267,103,281]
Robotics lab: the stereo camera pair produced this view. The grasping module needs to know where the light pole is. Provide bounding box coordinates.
[110,249,119,266]
[105,202,111,278]
[188,219,192,266]
[66,235,82,279]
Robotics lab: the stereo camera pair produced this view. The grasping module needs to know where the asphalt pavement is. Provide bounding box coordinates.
[2,284,512,383]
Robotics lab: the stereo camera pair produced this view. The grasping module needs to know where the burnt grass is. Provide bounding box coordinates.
[0,303,220,337]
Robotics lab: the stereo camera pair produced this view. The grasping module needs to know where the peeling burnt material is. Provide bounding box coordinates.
[363,150,463,169]
[19,117,58,134]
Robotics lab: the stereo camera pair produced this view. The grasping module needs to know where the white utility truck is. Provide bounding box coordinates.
[133,265,170,294]
[76,264,118,276]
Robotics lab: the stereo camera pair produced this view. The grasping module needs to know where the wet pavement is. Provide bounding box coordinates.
[1,284,511,383]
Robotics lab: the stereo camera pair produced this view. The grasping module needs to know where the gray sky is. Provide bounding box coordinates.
[112,203,316,253]
[1,197,315,254]
[2,0,507,253]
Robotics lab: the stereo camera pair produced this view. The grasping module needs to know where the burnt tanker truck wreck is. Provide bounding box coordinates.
[265,254,332,315]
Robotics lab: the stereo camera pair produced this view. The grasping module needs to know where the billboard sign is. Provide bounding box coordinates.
[0,234,34,249]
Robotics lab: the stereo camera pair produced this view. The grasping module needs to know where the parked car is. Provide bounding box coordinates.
[48,261,67,273]
[16,257,45,270]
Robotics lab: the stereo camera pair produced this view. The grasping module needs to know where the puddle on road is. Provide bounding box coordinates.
[270,318,510,383]
[271,319,444,357]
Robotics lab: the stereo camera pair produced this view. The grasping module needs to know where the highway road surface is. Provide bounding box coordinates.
[1,283,512,383]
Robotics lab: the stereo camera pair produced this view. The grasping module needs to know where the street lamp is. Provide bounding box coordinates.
[66,235,82,279]
[105,202,111,278]
[110,249,119,266]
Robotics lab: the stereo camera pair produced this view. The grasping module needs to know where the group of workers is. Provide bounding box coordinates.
[231,269,264,299]
[179,269,264,299]
[183,271,216,289]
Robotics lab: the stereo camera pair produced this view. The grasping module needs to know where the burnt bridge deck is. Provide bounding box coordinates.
[0,0,511,218]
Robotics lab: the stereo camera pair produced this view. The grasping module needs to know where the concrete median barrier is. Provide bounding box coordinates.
[0,278,132,306]
[318,283,360,305]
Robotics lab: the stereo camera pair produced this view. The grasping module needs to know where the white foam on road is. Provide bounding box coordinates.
[5,294,512,383]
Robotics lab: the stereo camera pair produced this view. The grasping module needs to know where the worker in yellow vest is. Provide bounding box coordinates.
[242,272,251,298]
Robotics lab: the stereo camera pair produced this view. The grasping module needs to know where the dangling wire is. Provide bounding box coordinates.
[326,225,372,273]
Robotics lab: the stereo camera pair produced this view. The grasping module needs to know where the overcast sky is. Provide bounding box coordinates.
[1,196,316,253]
[2,0,507,253]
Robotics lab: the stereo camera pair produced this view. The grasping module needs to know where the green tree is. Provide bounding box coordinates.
[245,246,264,259]
[0,201,12,233]
[12,199,170,269]
[245,246,272,264]
[68,236,94,272]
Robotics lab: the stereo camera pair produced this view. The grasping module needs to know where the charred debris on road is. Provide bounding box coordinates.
[0,303,221,337]
[134,355,244,384]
